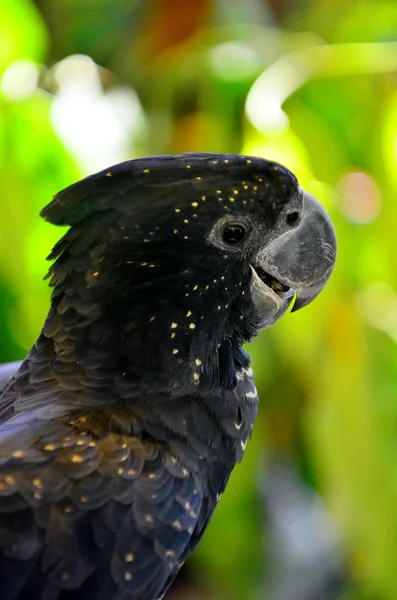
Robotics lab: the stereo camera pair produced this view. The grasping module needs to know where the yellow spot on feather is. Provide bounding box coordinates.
[71,454,83,463]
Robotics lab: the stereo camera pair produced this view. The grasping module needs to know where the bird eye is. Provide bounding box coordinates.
[222,223,247,245]
[286,211,300,226]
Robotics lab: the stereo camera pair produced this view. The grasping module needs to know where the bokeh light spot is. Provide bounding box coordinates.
[338,170,381,224]
[1,59,39,100]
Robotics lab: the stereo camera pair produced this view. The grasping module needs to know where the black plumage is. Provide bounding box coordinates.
[0,153,336,600]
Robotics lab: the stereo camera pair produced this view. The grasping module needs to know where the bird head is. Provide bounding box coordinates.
[41,153,336,392]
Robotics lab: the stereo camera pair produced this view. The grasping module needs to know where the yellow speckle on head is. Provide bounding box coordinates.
[258,177,263,182]
[171,322,178,329]
[224,159,229,163]
[171,332,176,339]
[205,285,209,290]
[201,195,206,201]
[196,176,201,181]
[242,290,245,296]
[175,208,181,213]
[148,473,156,479]
[213,279,217,284]
[76,439,85,446]
[191,202,198,207]
[186,164,191,169]
[184,236,188,240]
[71,454,83,463]
[81,495,88,503]
[32,478,43,489]
[106,172,112,177]
[173,228,178,234]
[243,185,248,190]
[88,441,96,447]
[33,491,43,500]
[192,213,197,218]
[144,514,154,523]
[172,349,179,355]
[5,475,15,486]
[141,262,148,266]
[143,239,150,243]
[149,264,155,268]
[166,550,176,558]
[195,359,202,366]
[217,305,222,310]
[128,469,136,476]
[172,519,182,530]
[186,310,192,317]
[233,189,239,194]
[118,468,124,475]
[253,186,257,191]
[143,168,150,173]
[246,159,251,164]
[240,315,244,320]
[189,323,196,329]
[125,553,134,563]
[125,571,133,581]
[193,285,198,291]
[12,450,23,458]
[183,219,189,224]
[65,505,73,513]
[228,197,235,203]
[216,189,222,194]
[93,271,99,277]
[150,316,156,322]
[62,572,70,581]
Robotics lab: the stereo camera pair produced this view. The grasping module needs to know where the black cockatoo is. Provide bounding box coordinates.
[0,154,336,600]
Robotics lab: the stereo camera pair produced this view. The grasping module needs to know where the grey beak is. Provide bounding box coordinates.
[257,190,337,312]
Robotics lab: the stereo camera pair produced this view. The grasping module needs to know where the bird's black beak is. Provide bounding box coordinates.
[250,190,336,328]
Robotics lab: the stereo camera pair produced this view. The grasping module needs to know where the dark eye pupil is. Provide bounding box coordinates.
[286,211,299,225]
[222,224,246,244]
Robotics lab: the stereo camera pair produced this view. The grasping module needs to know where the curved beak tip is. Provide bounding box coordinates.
[255,189,337,316]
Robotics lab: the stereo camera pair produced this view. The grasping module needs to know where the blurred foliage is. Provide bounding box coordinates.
[1,0,397,598]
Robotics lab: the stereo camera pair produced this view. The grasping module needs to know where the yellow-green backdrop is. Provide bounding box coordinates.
[1,1,397,599]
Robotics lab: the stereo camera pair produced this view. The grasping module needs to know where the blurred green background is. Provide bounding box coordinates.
[1,0,397,598]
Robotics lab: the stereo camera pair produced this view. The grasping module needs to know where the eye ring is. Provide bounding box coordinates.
[221,223,247,245]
